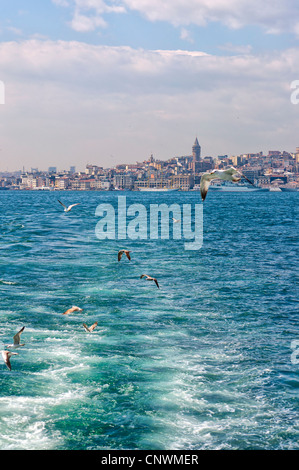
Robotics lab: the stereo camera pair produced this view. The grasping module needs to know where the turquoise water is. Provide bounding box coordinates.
[0,190,298,450]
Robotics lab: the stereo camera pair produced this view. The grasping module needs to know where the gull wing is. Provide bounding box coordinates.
[63,307,73,315]
[89,322,98,332]
[200,173,215,201]
[118,251,123,261]
[63,306,82,315]
[68,203,81,210]
[58,200,67,209]
[2,351,18,371]
[125,251,131,260]
[13,326,25,345]
[4,352,11,370]
[241,174,255,186]
[83,322,98,332]
[154,279,159,289]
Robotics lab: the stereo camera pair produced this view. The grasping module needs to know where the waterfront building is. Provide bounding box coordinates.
[171,174,194,190]
[134,176,171,190]
[55,177,70,190]
[113,174,135,190]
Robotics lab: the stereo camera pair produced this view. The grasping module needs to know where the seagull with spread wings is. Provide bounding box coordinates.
[6,326,25,349]
[58,200,81,212]
[118,250,131,261]
[140,274,159,289]
[62,306,83,315]
[83,322,98,332]
[200,167,255,201]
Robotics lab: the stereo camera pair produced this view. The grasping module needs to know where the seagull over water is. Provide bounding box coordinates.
[118,250,131,261]
[83,322,98,332]
[200,167,255,201]
[6,326,25,349]
[58,200,81,212]
[2,350,18,371]
[140,274,159,288]
[63,306,83,315]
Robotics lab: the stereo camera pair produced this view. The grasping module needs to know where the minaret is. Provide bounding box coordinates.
[192,137,201,173]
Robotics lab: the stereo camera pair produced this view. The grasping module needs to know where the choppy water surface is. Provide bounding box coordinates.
[0,190,298,450]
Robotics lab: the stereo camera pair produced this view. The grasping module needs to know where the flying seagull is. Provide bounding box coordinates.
[140,274,159,288]
[2,350,18,371]
[58,200,81,212]
[200,167,255,201]
[118,250,131,261]
[63,306,83,315]
[172,218,180,223]
[6,326,25,349]
[83,322,98,332]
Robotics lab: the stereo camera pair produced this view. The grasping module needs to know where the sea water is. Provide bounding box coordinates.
[0,190,298,450]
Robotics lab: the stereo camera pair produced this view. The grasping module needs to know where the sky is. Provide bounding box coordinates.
[0,0,299,172]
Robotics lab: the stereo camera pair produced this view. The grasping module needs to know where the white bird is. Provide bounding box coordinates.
[172,218,180,223]
[118,250,131,261]
[200,167,255,201]
[6,327,25,349]
[140,274,159,289]
[58,200,81,212]
[83,322,98,332]
[63,306,83,315]
[2,350,18,371]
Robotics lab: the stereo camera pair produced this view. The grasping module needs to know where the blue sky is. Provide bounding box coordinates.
[1,1,298,53]
[0,0,299,171]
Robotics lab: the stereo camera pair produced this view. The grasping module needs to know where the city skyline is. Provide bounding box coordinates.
[0,140,298,175]
[0,1,299,171]
[1,137,298,191]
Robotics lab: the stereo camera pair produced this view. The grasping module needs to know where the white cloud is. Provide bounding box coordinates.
[53,0,126,31]
[0,40,298,171]
[180,28,194,43]
[70,11,107,31]
[52,0,299,36]
[122,0,299,35]
[6,26,23,36]
[52,0,70,6]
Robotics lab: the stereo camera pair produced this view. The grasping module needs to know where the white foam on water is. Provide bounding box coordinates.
[0,398,60,450]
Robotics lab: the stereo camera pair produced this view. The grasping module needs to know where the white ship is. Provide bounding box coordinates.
[137,187,179,192]
[279,186,298,192]
[208,182,269,192]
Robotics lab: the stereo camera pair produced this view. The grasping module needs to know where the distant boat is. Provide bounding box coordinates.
[32,186,52,191]
[138,187,179,192]
[208,182,268,192]
[279,186,298,192]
